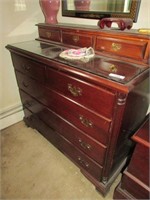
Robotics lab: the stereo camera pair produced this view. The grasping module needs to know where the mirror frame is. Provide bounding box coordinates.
[62,0,141,22]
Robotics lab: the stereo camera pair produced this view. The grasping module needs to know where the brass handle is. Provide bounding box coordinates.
[46,31,52,38]
[77,156,89,168]
[72,35,79,43]
[78,138,91,150]
[68,84,82,97]
[79,115,93,128]
[109,64,117,72]
[111,43,122,52]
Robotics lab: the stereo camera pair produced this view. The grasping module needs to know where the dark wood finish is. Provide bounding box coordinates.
[6,23,150,196]
[113,114,150,199]
[98,18,133,31]
[37,23,150,65]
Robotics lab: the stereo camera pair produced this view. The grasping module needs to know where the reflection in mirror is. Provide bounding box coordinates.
[62,0,141,22]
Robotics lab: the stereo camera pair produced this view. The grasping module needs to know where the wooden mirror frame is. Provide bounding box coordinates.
[62,0,141,22]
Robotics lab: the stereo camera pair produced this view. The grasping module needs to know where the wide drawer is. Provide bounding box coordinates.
[46,68,116,119]
[121,171,149,199]
[127,143,149,186]
[15,71,46,104]
[38,27,61,42]
[45,88,111,145]
[20,90,107,165]
[95,37,148,61]
[11,54,45,82]
[62,32,93,47]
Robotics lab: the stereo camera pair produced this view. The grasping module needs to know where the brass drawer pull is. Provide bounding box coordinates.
[109,64,117,72]
[111,43,122,51]
[72,35,79,43]
[79,115,93,128]
[78,138,91,150]
[46,31,52,38]
[77,156,89,168]
[68,84,82,97]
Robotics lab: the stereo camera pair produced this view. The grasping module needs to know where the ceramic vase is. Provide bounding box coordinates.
[74,0,91,11]
[39,0,60,24]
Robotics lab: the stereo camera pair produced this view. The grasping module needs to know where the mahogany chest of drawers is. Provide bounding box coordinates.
[113,114,150,199]
[6,23,150,196]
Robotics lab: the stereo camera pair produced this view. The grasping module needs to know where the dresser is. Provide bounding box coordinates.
[113,114,150,199]
[6,23,150,196]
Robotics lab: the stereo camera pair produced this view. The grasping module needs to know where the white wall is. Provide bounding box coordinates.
[0,0,43,130]
[0,0,149,130]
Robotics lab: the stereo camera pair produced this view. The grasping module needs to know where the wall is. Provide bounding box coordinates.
[0,0,149,130]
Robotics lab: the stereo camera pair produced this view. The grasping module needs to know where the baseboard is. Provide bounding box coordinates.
[0,104,24,130]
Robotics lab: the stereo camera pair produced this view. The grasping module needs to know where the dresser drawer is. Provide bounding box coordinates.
[38,27,61,42]
[15,71,46,104]
[12,54,45,82]
[62,32,93,47]
[46,68,116,119]
[127,143,149,186]
[19,90,46,115]
[121,171,149,199]
[95,37,148,61]
[45,88,111,145]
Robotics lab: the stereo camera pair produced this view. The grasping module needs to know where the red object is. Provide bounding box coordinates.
[39,0,60,24]
[98,18,133,31]
[113,114,150,199]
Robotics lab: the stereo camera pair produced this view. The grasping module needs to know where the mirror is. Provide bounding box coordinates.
[62,0,141,22]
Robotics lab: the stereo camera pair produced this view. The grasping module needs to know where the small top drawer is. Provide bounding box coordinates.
[95,37,148,61]
[11,54,45,82]
[62,32,93,47]
[46,68,116,119]
[38,28,61,43]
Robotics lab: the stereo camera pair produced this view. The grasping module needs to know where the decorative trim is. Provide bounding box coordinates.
[0,103,24,130]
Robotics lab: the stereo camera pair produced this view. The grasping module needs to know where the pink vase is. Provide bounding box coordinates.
[74,0,91,11]
[39,0,60,24]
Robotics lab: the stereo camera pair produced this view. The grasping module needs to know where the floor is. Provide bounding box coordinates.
[1,121,121,200]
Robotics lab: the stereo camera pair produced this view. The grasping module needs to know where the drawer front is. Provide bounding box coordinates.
[40,108,107,166]
[95,37,148,60]
[127,144,149,186]
[15,71,46,104]
[19,90,46,115]
[38,28,61,42]
[12,54,45,82]
[45,88,111,145]
[121,171,149,199]
[62,32,93,47]
[46,68,116,119]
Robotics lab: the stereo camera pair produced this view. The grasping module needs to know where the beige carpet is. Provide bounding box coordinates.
[1,121,121,200]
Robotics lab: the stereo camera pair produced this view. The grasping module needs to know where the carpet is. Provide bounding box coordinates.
[1,121,120,199]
